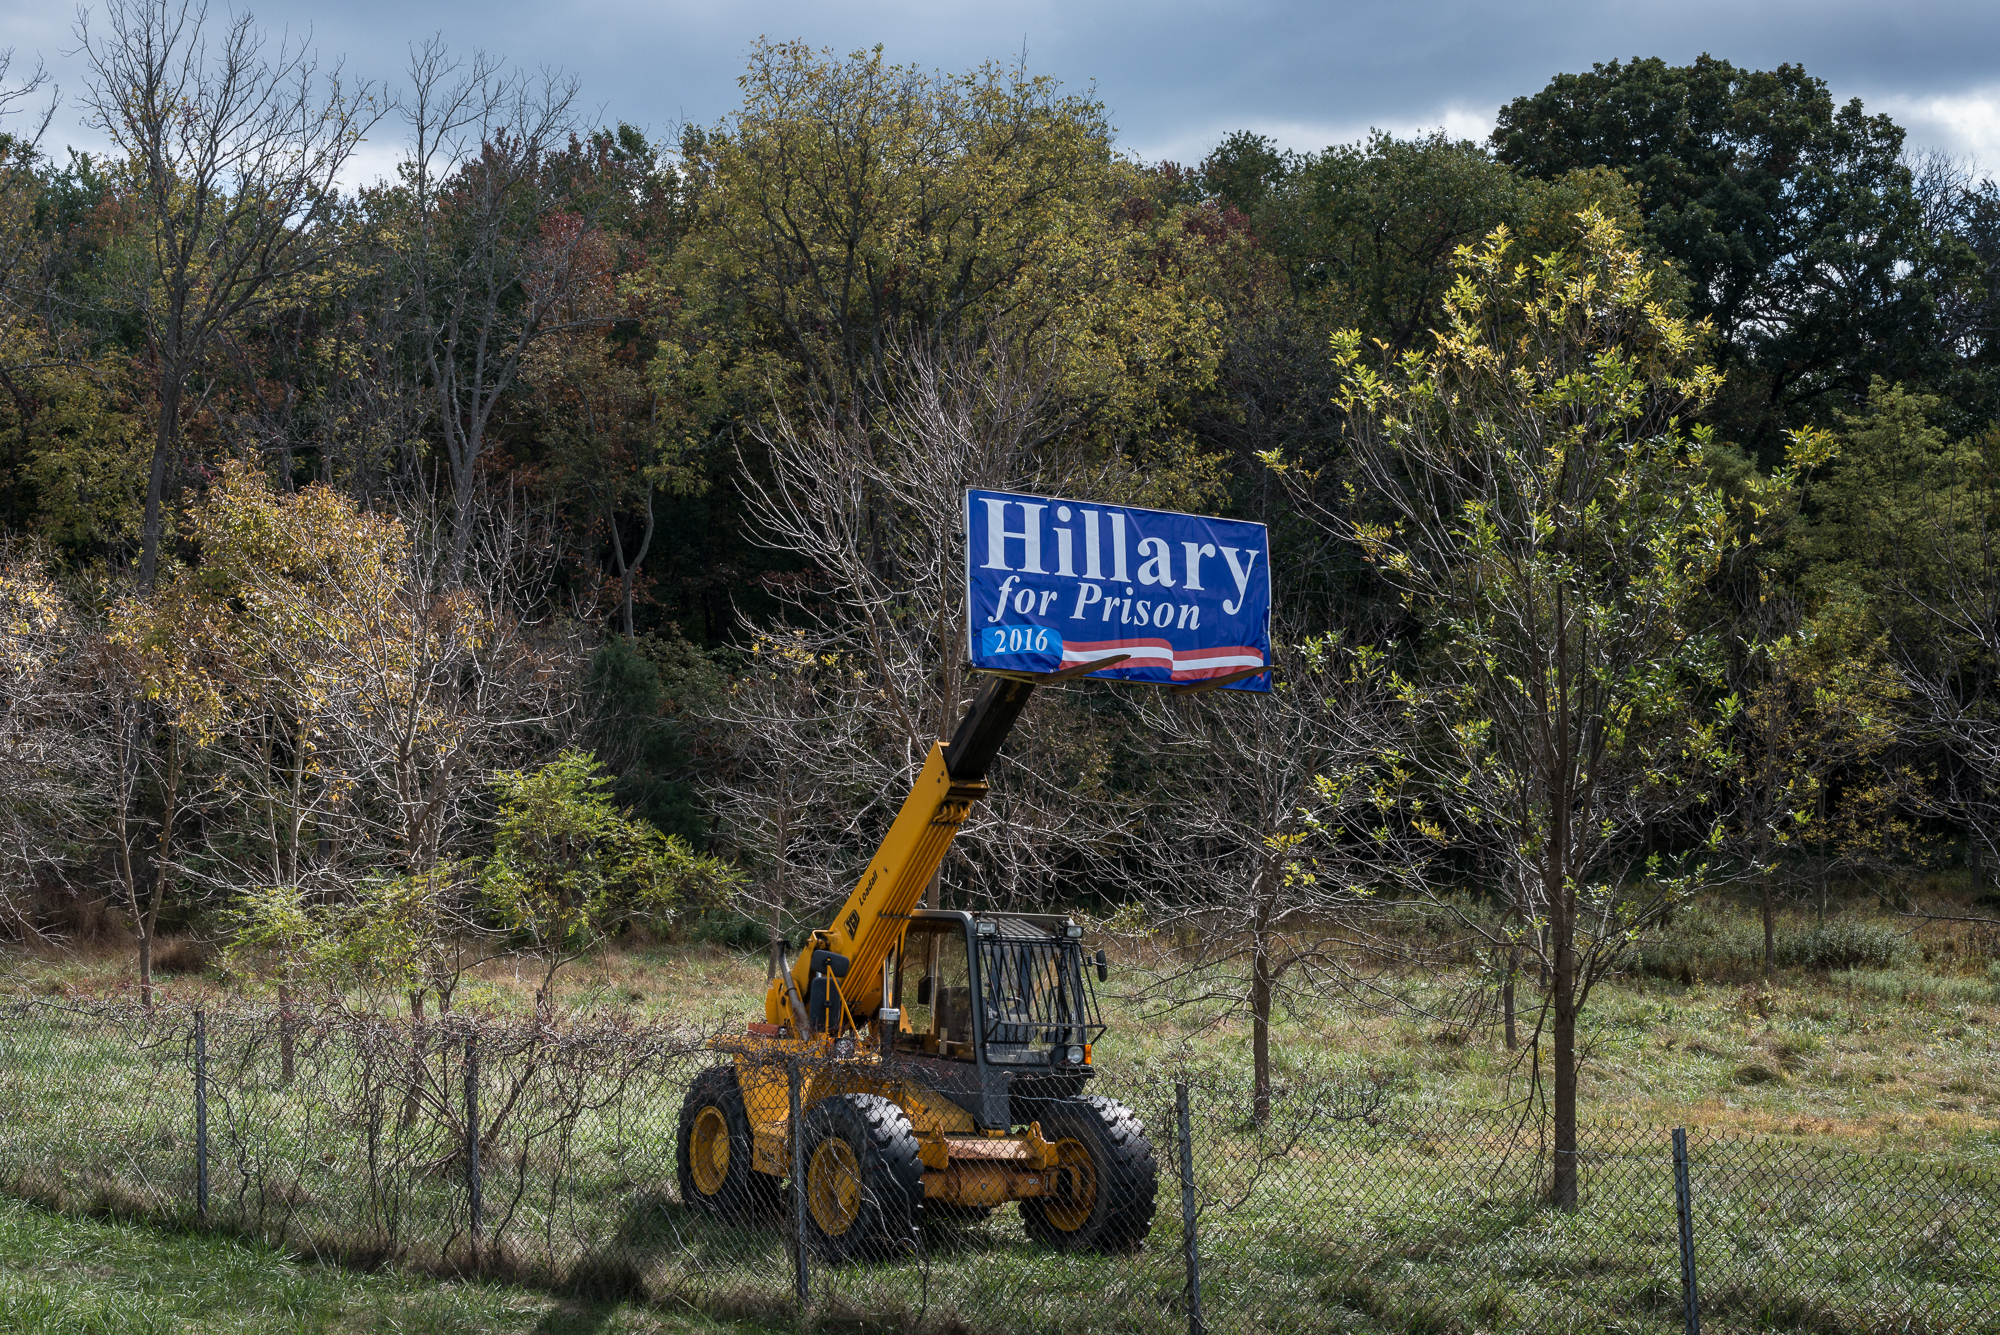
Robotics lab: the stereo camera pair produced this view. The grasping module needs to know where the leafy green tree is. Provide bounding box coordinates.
[1795,381,2000,877]
[1246,131,1643,355]
[1188,131,1642,627]
[481,749,737,1010]
[0,75,148,558]
[1271,211,1818,1207]
[235,749,737,1014]
[669,42,1126,419]
[663,41,1228,496]
[1723,582,1916,970]
[1493,56,1963,453]
[1195,131,1287,217]
[583,631,724,845]
[230,864,470,1008]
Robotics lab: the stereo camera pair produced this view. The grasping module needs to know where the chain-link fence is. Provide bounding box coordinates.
[2,996,1994,1333]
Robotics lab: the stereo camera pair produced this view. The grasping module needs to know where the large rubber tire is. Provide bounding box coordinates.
[1020,1095,1157,1253]
[1011,1071,1090,1126]
[799,1093,924,1264]
[676,1064,780,1221]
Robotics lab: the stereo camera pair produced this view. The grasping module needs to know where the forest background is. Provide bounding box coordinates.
[5,2,2000,1184]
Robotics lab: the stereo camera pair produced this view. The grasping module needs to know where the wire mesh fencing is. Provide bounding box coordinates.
[2,996,1995,1334]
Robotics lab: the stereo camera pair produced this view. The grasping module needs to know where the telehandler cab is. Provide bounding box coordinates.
[675,671,1160,1260]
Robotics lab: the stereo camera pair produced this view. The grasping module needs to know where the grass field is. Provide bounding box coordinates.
[19,883,1993,1143]
[0,1195,774,1334]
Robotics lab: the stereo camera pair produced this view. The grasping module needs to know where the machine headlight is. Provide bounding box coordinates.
[1067,1044,1085,1064]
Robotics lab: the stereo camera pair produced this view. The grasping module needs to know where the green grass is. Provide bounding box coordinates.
[8,1000,1991,1334]
[0,1194,773,1334]
[17,883,2000,1151]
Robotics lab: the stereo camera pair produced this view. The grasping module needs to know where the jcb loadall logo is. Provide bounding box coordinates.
[965,488,1272,691]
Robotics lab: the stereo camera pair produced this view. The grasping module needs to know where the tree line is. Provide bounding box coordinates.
[4,3,2000,1203]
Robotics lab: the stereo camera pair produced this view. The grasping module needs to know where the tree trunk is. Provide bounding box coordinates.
[1761,874,1775,982]
[1502,942,1519,1050]
[1817,783,1830,918]
[1973,793,1986,894]
[279,981,296,1085]
[609,485,655,646]
[1250,941,1273,1127]
[449,470,476,586]
[137,930,155,1012]
[1550,909,1579,1212]
[138,371,185,595]
[137,727,182,1012]
[113,710,148,1011]
[400,990,427,1129]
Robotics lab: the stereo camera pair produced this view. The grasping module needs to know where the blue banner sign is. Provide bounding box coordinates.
[965,488,1271,691]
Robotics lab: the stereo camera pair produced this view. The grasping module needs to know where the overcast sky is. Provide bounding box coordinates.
[6,0,2000,183]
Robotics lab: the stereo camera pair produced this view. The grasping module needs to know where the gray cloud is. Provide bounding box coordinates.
[6,1,1999,173]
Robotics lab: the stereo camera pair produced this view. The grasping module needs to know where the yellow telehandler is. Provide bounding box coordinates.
[675,672,1159,1260]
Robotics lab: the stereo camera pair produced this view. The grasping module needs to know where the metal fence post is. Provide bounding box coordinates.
[1175,1082,1206,1335]
[278,983,295,1085]
[789,1058,810,1317]
[465,1034,482,1261]
[462,1031,482,1263]
[1672,1127,1701,1335]
[194,1008,209,1221]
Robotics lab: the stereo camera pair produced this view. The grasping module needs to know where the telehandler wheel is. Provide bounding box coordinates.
[1020,1095,1157,1253]
[676,1065,779,1221]
[799,1093,924,1264]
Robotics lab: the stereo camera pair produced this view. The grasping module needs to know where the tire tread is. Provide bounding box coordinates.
[1021,1094,1157,1252]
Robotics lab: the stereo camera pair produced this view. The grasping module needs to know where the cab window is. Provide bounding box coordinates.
[894,923,973,1057]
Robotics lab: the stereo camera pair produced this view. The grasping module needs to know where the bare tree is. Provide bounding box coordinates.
[0,48,53,140]
[316,500,583,887]
[0,67,88,931]
[1906,151,2000,375]
[707,342,1136,929]
[76,0,376,591]
[94,598,227,1009]
[0,49,57,336]
[394,38,610,579]
[0,551,108,941]
[1123,635,1420,1123]
[705,634,874,935]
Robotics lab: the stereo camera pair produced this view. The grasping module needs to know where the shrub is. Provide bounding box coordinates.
[1631,908,1912,982]
[1629,910,1757,983]
[693,911,775,950]
[1775,919,1910,971]
[147,936,216,976]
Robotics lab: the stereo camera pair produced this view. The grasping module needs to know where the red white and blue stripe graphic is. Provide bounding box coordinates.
[1060,638,1267,682]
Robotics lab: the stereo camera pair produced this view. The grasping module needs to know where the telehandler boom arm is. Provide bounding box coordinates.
[765,675,1039,1032]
